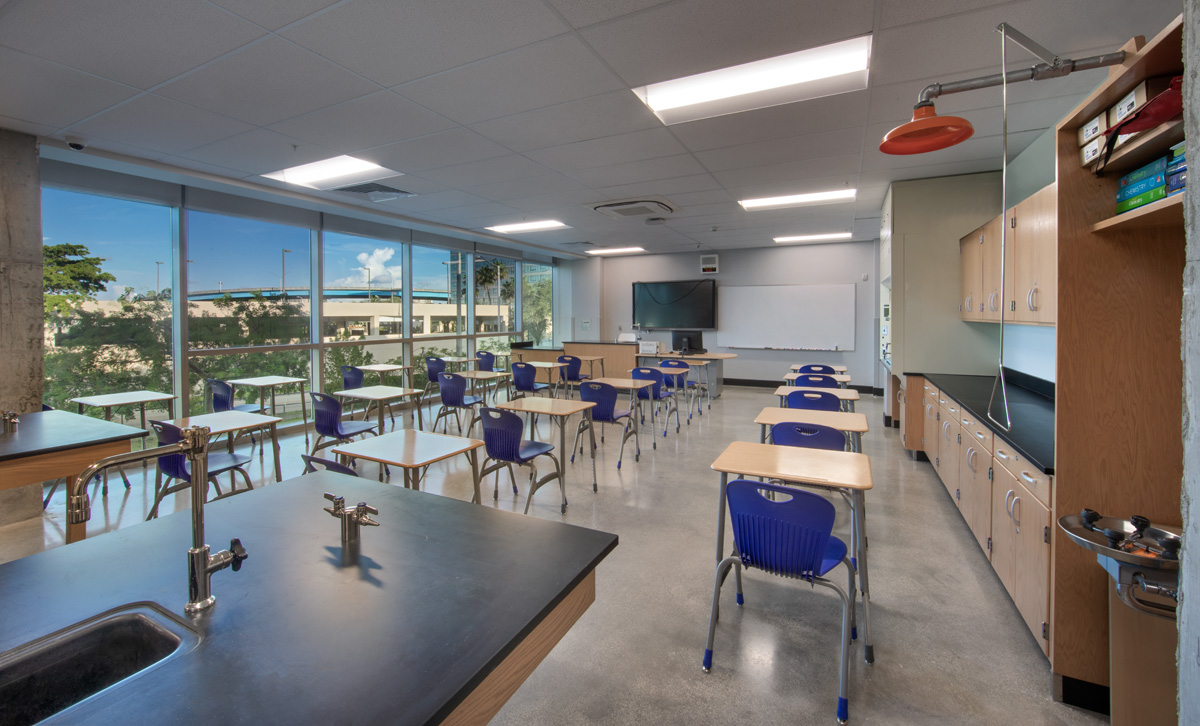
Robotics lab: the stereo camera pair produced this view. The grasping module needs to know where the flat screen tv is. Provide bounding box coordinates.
[632,279,716,330]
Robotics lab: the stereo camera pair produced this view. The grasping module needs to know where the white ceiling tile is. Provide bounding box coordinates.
[69,94,254,155]
[545,0,674,28]
[72,136,170,161]
[579,0,874,86]
[667,189,735,207]
[395,35,625,125]
[376,190,493,213]
[371,174,448,196]
[710,153,862,188]
[498,189,601,214]
[432,202,523,221]
[281,0,569,87]
[206,0,344,31]
[156,36,379,126]
[267,91,457,153]
[695,128,866,173]
[878,0,1012,30]
[564,154,708,188]
[360,128,511,173]
[0,114,57,137]
[470,91,662,152]
[592,173,724,199]
[418,155,553,188]
[160,154,254,178]
[0,0,263,89]
[0,47,137,129]
[178,127,337,175]
[721,172,861,204]
[526,128,686,172]
[461,173,591,202]
[670,91,870,152]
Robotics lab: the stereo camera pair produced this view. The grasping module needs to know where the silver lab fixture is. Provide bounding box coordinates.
[67,425,248,614]
[324,492,380,542]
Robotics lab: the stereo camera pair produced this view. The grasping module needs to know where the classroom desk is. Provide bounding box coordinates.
[333,429,483,497]
[456,370,512,416]
[162,410,284,483]
[782,371,852,388]
[525,361,568,395]
[586,378,653,462]
[355,363,413,388]
[496,397,597,511]
[333,385,424,434]
[711,441,875,663]
[637,352,736,406]
[775,385,860,412]
[439,356,478,372]
[790,364,848,373]
[72,390,175,488]
[754,407,869,453]
[226,375,309,444]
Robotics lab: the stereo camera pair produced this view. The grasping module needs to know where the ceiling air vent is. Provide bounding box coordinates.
[592,196,680,219]
[331,182,415,203]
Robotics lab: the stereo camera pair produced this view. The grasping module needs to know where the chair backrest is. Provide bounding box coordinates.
[770,422,847,451]
[207,379,235,412]
[785,390,842,412]
[631,367,664,399]
[438,373,467,407]
[579,381,619,421]
[791,373,838,388]
[659,358,690,387]
[309,391,346,438]
[341,365,364,390]
[150,420,190,481]
[799,364,835,374]
[479,407,524,461]
[558,355,583,382]
[426,357,447,381]
[300,455,358,477]
[511,362,538,392]
[475,351,495,372]
[727,479,837,581]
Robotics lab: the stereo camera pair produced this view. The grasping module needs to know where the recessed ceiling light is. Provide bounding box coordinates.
[739,188,856,210]
[485,220,569,233]
[632,35,872,124]
[263,155,392,189]
[585,247,645,256]
[774,232,853,243]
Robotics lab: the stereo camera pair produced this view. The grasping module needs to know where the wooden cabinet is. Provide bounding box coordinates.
[1011,184,1057,324]
[991,464,1051,656]
[959,226,983,321]
[980,214,1009,322]
[936,405,960,497]
[958,440,992,557]
[922,391,939,465]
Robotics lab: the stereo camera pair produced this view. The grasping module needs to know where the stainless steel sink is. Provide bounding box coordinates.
[0,602,199,725]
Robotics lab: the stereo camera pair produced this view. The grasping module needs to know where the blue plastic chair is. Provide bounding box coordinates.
[703,479,856,724]
[632,367,679,444]
[479,407,565,513]
[308,391,379,460]
[557,355,589,398]
[573,381,637,469]
[786,390,843,412]
[511,362,550,398]
[770,422,848,451]
[147,420,254,520]
[799,364,836,374]
[792,373,839,389]
[433,373,483,435]
[475,351,495,372]
[422,356,448,419]
[300,454,358,477]
[660,359,701,420]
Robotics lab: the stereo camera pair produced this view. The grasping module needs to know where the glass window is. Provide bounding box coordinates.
[41,188,174,420]
[186,211,311,349]
[321,232,404,343]
[522,263,554,346]
[473,256,515,335]
[412,246,467,350]
[188,351,310,424]
[323,340,408,395]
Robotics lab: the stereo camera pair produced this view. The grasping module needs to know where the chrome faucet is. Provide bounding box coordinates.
[324,492,379,542]
[67,425,248,614]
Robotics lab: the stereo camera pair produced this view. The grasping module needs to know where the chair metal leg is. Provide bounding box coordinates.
[814,576,853,724]
[703,556,738,671]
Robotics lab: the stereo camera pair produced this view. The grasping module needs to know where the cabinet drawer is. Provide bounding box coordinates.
[923,380,939,401]
[993,442,1052,508]
[959,413,993,453]
[939,398,960,420]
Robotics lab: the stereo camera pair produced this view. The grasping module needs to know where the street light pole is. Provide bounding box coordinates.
[155,261,163,296]
[281,249,292,298]
[359,266,372,301]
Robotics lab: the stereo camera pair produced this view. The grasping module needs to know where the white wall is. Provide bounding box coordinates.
[1003,324,1056,381]
[564,240,880,387]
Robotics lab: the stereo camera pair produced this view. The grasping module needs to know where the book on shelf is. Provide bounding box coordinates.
[1170,140,1185,158]
[1167,169,1186,193]
[1116,185,1167,214]
[1119,156,1168,187]
[1117,173,1165,202]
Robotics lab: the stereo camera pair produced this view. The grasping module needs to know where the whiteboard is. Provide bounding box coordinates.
[716,284,856,351]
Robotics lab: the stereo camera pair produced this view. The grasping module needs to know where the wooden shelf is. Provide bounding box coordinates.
[1087,119,1185,177]
[1091,192,1184,233]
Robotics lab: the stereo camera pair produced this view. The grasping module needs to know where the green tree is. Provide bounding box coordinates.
[322,333,377,395]
[522,276,553,345]
[43,243,116,318]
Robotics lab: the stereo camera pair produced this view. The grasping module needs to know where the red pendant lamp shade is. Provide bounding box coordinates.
[879,103,975,155]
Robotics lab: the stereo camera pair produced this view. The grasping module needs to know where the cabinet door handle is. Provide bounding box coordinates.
[1012,496,1021,530]
[965,294,973,311]
[1030,286,1039,311]
[967,447,977,471]
[1026,287,1035,311]
[975,430,986,440]
[989,292,999,311]
[1005,489,1015,516]
[1020,471,1037,485]
[996,449,1010,461]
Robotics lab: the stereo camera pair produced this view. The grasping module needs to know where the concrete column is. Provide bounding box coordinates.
[1180,0,1199,720]
[0,129,45,524]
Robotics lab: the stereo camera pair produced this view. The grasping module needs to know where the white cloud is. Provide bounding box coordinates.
[333,247,403,289]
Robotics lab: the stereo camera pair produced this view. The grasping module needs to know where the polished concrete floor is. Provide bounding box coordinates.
[2,386,1102,725]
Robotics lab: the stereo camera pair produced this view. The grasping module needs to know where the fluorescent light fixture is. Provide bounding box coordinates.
[774,232,853,243]
[740,188,856,210]
[585,247,645,256]
[263,155,392,189]
[485,220,569,234]
[632,35,871,124]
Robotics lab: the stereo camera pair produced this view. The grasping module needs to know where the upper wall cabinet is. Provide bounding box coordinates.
[960,225,983,321]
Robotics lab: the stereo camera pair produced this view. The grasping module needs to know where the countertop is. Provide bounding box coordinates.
[563,340,638,346]
[0,410,145,463]
[907,372,1055,474]
[0,473,618,725]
